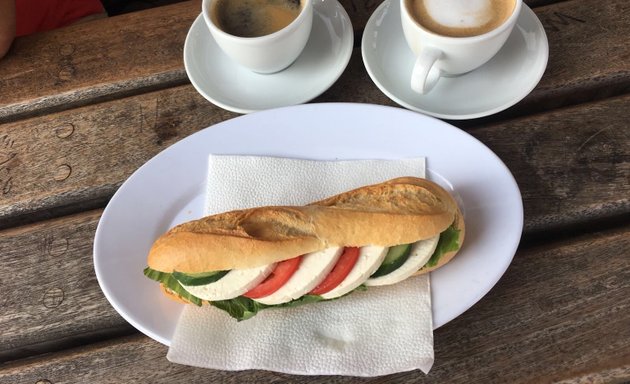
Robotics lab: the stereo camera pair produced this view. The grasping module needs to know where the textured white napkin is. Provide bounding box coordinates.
[167,155,434,376]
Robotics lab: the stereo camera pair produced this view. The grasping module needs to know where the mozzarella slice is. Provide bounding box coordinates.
[255,247,343,305]
[180,263,276,301]
[320,246,388,299]
[364,235,440,287]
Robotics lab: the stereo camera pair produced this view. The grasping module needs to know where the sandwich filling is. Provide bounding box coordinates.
[144,224,460,320]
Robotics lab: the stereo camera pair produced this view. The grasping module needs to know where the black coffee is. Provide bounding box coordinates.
[211,0,302,38]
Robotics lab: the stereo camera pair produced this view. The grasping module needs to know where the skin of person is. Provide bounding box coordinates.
[0,0,16,58]
[0,0,107,59]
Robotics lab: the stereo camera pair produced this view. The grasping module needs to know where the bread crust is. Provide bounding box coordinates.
[148,177,464,273]
[159,284,191,304]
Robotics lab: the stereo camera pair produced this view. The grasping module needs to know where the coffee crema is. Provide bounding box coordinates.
[211,0,302,38]
[406,0,515,37]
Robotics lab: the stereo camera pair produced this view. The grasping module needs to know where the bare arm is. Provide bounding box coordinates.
[0,0,16,58]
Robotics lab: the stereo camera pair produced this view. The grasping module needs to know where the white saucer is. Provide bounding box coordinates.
[184,1,353,114]
[361,1,549,119]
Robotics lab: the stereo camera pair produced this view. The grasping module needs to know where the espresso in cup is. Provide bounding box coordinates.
[406,0,516,37]
[210,0,302,38]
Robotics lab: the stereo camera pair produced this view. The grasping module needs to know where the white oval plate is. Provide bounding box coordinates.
[362,0,548,119]
[94,103,523,345]
[183,0,353,114]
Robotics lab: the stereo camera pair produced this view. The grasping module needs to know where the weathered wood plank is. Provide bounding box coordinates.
[512,0,630,116]
[0,0,200,122]
[0,84,237,229]
[1,0,627,123]
[1,76,627,232]
[0,210,134,362]
[468,94,630,235]
[1,225,628,383]
[420,225,630,383]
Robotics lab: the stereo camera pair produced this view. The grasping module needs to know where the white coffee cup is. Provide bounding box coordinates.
[202,0,313,74]
[401,0,522,94]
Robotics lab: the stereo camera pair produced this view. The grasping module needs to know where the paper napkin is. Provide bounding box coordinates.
[167,155,434,376]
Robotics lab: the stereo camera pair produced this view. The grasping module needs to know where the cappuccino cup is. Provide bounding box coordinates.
[202,0,313,73]
[401,0,522,94]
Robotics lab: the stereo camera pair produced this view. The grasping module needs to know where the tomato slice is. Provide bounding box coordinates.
[309,247,360,295]
[243,256,302,299]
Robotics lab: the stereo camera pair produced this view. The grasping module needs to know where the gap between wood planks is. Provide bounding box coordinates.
[1,92,626,236]
[0,221,627,380]
[0,75,189,126]
[0,324,137,365]
[1,0,627,127]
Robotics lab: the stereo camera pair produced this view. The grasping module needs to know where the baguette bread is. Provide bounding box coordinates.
[148,177,464,274]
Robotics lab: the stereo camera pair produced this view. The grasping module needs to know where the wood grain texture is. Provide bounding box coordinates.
[0,76,627,233]
[0,210,134,362]
[1,0,627,124]
[0,84,237,229]
[0,0,199,122]
[0,0,627,381]
[1,225,628,383]
[0,88,626,364]
[421,225,630,383]
[517,0,630,114]
[469,94,630,235]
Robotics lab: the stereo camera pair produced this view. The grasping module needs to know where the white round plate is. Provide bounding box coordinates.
[94,103,523,346]
[183,1,353,114]
[362,0,549,119]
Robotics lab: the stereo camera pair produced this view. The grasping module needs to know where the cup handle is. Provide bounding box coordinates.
[411,47,442,94]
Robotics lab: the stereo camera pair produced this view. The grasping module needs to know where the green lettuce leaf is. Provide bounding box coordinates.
[210,296,265,321]
[276,294,326,308]
[143,267,203,306]
[425,225,461,267]
[172,270,229,286]
[210,294,327,321]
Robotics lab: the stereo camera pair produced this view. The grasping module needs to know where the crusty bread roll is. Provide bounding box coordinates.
[148,177,464,274]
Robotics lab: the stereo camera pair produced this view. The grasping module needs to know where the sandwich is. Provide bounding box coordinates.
[143,176,465,320]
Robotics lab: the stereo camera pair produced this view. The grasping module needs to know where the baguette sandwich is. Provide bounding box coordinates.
[144,177,464,320]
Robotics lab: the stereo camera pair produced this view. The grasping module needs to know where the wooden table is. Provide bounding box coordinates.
[0,0,628,382]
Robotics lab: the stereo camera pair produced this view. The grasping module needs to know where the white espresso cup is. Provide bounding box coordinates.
[401,0,522,94]
[202,0,313,74]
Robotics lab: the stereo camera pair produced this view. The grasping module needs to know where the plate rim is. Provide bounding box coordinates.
[94,102,524,345]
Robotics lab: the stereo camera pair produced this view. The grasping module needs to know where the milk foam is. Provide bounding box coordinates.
[424,0,492,28]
